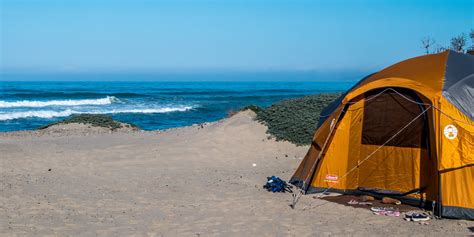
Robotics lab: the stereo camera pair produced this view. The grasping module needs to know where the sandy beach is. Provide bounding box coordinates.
[1,110,472,236]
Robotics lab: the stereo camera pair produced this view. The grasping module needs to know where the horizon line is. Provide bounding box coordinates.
[0,68,373,75]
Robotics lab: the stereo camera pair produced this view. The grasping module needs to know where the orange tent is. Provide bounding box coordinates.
[290,51,474,219]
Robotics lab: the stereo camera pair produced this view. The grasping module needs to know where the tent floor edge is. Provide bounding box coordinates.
[306,187,436,210]
[441,206,474,220]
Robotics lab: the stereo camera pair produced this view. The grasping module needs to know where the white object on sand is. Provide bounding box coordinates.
[252,163,257,167]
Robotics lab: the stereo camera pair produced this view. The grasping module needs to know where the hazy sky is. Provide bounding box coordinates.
[0,0,473,73]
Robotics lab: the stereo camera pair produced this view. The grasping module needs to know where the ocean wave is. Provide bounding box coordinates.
[0,109,76,120]
[0,96,118,108]
[0,106,194,121]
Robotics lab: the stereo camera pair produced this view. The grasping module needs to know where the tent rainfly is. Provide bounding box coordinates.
[290,50,474,220]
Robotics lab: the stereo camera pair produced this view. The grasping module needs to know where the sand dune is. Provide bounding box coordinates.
[0,110,472,236]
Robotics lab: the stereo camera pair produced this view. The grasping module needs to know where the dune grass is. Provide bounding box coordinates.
[39,114,138,130]
[250,93,341,145]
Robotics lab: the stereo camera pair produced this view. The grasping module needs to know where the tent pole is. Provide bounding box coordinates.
[291,105,346,209]
[304,105,346,191]
[436,99,443,219]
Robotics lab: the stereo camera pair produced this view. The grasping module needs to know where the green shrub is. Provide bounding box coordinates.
[256,93,341,145]
[241,105,264,113]
[39,114,137,130]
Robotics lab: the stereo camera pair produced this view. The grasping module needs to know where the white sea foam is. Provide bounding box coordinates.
[0,106,194,121]
[0,109,76,120]
[0,96,117,108]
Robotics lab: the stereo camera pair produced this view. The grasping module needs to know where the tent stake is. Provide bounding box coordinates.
[291,189,303,209]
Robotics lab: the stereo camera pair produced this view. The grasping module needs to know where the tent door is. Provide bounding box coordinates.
[356,88,433,199]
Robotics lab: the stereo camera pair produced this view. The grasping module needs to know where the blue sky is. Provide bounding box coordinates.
[0,0,472,73]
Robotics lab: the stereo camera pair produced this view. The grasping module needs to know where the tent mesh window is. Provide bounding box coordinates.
[361,88,428,148]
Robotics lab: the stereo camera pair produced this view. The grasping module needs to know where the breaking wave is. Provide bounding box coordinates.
[0,109,76,121]
[0,106,194,121]
[0,96,118,108]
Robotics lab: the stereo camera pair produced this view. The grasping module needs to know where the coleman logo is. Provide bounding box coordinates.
[444,124,458,140]
[325,174,339,183]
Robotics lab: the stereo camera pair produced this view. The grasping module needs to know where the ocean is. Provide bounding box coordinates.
[0,73,357,132]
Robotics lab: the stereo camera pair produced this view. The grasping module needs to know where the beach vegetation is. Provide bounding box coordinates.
[450,33,467,53]
[254,93,341,145]
[422,29,474,54]
[241,105,264,114]
[39,114,138,130]
[421,36,436,54]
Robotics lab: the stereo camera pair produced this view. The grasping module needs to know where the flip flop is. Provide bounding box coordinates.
[370,207,395,212]
[373,210,400,217]
[348,199,359,205]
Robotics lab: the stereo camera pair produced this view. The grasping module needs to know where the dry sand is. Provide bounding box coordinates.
[1,110,472,236]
